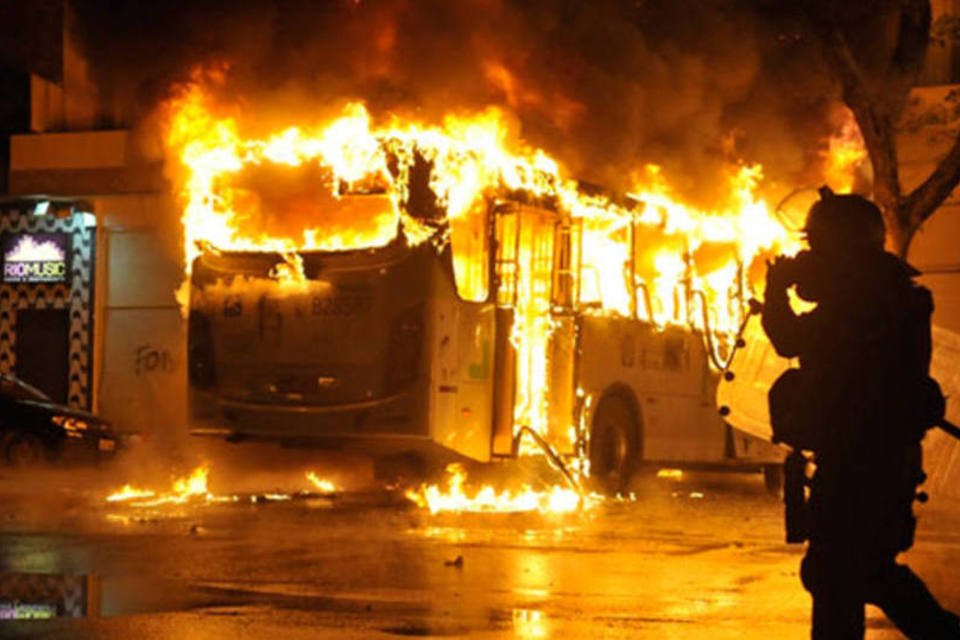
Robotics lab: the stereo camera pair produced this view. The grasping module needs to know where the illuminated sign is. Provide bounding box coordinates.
[2,234,70,284]
[0,602,58,620]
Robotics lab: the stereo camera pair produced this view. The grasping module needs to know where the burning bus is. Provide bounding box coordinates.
[172,88,791,493]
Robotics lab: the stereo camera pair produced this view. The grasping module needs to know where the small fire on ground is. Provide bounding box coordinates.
[404,463,601,515]
[106,467,339,508]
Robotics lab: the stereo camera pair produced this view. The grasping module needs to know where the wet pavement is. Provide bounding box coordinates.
[1,443,958,639]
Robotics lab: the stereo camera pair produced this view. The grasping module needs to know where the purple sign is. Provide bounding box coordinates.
[2,233,70,284]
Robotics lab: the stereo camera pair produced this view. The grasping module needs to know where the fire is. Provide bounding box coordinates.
[166,73,849,447]
[822,109,868,194]
[404,463,594,514]
[105,485,155,503]
[107,467,341,509]
[172,466,210,497]
[105,466,231,508]
[305,472,337,493]
[269,252,309,292]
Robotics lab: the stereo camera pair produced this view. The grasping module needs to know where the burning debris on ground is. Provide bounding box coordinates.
[104,466,341,513]
[404,462,600,515]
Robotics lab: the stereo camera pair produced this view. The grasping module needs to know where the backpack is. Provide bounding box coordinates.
[767,282,944,450]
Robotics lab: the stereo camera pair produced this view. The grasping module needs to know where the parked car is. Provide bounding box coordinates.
[0,374,120,466]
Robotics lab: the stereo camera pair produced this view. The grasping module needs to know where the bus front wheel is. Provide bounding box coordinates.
[589,395,638,496]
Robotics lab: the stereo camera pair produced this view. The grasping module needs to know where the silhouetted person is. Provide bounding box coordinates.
[762,189,960,639]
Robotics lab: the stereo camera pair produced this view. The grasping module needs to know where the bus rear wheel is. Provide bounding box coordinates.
[589,396,638,496]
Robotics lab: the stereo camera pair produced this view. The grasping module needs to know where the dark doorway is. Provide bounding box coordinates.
[15,308,69,403]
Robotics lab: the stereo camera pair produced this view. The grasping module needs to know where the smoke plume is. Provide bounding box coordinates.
[69,0,842,203]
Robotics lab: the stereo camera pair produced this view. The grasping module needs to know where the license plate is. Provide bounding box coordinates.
[98,438,116,452]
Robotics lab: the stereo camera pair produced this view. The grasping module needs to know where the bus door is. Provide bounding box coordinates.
[491,203,571,454]
[432,201,497,462]
[490,204,519,456]
[546,217,581,455]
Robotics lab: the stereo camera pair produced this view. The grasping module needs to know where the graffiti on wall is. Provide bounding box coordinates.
[134,344,176,375]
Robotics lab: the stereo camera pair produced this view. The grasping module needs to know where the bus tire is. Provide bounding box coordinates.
[589,394,639,495]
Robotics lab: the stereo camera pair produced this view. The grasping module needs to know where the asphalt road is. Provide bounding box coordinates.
[1,443,958,639]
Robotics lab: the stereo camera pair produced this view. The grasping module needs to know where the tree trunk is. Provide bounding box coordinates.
[887,211,916,258]
[806,1,960,260]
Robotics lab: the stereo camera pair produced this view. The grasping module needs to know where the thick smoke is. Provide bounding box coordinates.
[69,0,841,204]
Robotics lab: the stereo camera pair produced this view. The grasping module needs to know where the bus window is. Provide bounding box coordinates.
[449,201,490,302]
[552,220,579,310]
[495,208,519,307]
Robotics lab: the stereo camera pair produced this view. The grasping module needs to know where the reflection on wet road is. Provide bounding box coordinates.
[1,456,958,639]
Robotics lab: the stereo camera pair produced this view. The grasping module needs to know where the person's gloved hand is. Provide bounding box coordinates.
[765,256,797,295]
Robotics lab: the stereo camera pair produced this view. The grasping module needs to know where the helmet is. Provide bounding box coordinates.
[803,187,885,253]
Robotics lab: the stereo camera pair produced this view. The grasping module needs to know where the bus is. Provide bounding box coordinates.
[186,188,782,493]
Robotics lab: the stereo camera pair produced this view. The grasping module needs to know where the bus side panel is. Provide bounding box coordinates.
[578,316,727,463]
[427,268,494,462]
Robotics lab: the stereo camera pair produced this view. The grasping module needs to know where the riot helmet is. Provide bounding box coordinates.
[803,187,885,254]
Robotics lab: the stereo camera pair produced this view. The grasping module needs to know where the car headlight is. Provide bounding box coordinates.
[52,416,89,437]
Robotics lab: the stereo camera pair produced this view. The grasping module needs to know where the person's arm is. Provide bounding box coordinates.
[761,257,805,358]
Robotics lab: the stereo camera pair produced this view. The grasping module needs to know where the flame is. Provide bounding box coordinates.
[172,466,210,497]
[105,466,232,508]
[404,463,593,514]
[269,252,309,292]
[105,485,156,503]
[822,109,867,194]
[166,73,809,450]
[305,471,337,493]
[106,467,341,510]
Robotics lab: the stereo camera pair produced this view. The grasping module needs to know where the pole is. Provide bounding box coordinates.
[938,419,960,441]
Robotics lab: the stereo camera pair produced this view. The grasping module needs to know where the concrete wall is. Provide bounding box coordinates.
[8,131,186,444]
[899,85,960,502]
[93,194,186,445]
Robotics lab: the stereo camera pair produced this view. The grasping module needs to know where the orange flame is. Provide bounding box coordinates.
[165,74,807,447]
[822,110,868,194]
[305,472,337,493]
[107,467,341,509]
[105,466,230,507]
[405,463,596,514]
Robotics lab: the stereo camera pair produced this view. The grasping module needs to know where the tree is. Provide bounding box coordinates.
[797,0,960,257]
